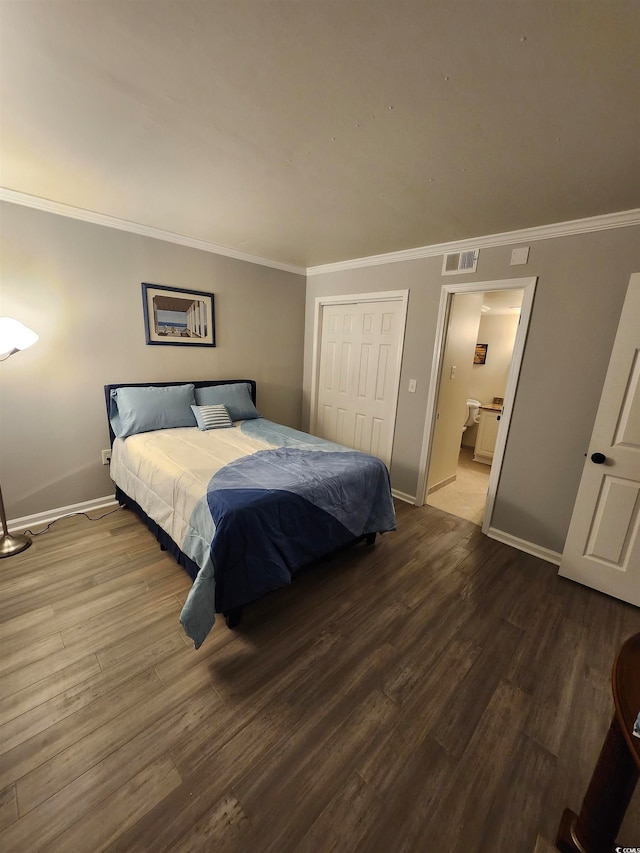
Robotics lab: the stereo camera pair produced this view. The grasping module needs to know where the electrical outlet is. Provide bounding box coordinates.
[101,449,112,465]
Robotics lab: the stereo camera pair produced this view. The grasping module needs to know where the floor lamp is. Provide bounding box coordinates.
[0,317,39,558]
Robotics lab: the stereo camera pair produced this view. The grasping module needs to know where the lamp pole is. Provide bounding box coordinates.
[0,484,31,557]
[0,316,39,557]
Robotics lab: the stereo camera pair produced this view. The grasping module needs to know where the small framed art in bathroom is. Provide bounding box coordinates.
[474,343,488,365]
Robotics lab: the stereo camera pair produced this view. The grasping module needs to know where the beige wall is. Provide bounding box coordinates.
[428,292,483,488]
[5,198,639,559]
[463,311,520,448]
[304,226,640,553]
[0,202,306,519]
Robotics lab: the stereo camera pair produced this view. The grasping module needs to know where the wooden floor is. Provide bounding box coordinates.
[0,501,638,852]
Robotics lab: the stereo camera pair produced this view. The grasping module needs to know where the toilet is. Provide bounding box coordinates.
[462,399,481,432]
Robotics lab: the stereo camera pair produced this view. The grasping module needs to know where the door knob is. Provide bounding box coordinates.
[590,452,607,464]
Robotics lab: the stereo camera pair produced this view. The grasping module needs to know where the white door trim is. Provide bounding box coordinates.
[309,290,409,446]
[415,277,537,537]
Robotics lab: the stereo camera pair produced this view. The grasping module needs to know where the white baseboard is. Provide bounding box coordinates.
[8,495,563,571]
[485,526,562,566]
[391,489,416,505]
[8,495,119,533]
[427,474,457,495]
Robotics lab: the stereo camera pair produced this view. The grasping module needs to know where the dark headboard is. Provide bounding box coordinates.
[104,379,257,445]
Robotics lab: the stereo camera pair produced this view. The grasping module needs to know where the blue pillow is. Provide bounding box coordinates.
[110,384,197,438]
[194,383,259,421]
[191,404,233,430]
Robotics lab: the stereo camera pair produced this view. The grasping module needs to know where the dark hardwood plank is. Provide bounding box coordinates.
[0,606,55,643]
[0,550,174,622]
[15,669,216,816]
[476,733,557,853]
[46,754,182,852]
[354,734,455,853]
[535,661,615,843]
[0,662,162,761]
[60,593,182,653]
[3,684,216,850]
[0,499,637,853]
[429,619,524,758]
[0,633,65,679]
[95,623,186,671]
[0,644,102,700]
[168,794,251,852]
[109,712,282,851]
[234,689,398,853]
[359,637,482,795]
[419,679,532,851]
[523,616,589,756]
[295,772,382,853]
[0,784,18,833]
[505,593,566,694]
[0,654,102,728]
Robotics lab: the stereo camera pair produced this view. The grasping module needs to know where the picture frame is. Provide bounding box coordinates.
[141,283,215,347]
[474,343,488,365]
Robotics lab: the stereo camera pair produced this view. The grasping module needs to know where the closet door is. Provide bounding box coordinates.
[315,298,405,467]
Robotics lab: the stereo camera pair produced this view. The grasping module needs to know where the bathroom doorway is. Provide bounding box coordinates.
[415,277,537,533]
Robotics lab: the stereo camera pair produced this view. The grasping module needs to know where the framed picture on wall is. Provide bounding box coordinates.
[141,283,215,347]
[474,343,488,365]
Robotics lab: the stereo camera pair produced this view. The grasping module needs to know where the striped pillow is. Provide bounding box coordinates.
[190,404,233,431]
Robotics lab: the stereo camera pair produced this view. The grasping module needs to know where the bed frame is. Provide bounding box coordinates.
[104,379,376,629]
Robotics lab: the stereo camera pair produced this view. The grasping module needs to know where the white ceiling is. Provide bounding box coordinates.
[1,1,638,269]
[481,289,524,315]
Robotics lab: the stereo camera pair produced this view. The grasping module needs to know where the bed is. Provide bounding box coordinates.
[104,379,396,647]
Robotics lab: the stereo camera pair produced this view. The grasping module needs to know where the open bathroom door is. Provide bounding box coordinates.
[559,273,640,606]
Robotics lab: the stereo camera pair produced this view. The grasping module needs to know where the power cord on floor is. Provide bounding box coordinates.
[22,505,124,537]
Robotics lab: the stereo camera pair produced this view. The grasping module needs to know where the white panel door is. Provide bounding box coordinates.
[317,303,357,447]
[559,273,640,606]
[316,299,405,466]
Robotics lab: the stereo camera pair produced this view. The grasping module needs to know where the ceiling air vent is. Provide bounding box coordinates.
[442,249,479,276]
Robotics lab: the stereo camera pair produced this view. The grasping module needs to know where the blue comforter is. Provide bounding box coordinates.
[180,420,395,647]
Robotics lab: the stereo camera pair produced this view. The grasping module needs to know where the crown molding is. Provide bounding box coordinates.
[0,187,306,276]
[2,188,637,278]
[306,208,640,276]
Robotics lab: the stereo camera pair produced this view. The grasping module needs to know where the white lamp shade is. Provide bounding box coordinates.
[0,317,39,356]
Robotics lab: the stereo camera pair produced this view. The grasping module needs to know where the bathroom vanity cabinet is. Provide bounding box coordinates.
[473,408,501,464]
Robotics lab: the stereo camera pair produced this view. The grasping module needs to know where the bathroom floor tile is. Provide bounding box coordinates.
[427,447,491,526]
